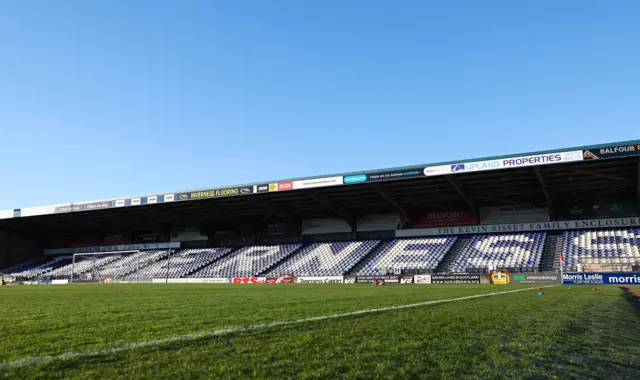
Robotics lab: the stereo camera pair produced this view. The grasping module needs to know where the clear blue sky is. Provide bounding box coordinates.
[1,0,638,210]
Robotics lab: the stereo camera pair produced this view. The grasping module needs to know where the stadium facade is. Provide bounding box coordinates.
[1,140,639,281]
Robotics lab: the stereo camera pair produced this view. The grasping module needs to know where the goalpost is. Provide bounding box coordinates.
[69,250,140,283]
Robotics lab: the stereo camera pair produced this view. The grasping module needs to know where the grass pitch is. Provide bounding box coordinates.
[1,284,640,379]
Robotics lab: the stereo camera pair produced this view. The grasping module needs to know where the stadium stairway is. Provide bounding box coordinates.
[539,233,563,272]
[435,237,470,273]
[346,240,391,275]
[257,244,306,276]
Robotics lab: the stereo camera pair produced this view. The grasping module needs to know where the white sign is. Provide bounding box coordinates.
[397,217,640,237]
[147,196,158,204]
[414,275,432,284]
[164,194,175,202]
[446,150,583,175]
[115,200,125,207]
[131,198,141,206]
[51,279,69,285]
[296,276,344,284]
[293,176,343,190]
[423,165,451,177]
[153,278,228,284]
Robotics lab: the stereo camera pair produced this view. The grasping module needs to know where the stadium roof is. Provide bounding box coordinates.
[1,139,639,237]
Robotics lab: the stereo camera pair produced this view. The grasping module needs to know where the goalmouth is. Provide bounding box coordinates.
[70,250,140,283]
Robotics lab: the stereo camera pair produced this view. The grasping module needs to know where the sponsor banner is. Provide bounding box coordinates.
[51,279,69,285]
[0,209,13,219]
[583,144,640,160]
[343,174,367,184]
[269,183,278,192]
[366,169,423,183]
[296,276,344,284]
[170,228,208,242]
[344,276,356,284]
[44,242,180,255]
[400,276,414,284]
[509,272,561,284]
[302,218,353,235]
[480,206,550,224]
[558,198,638,220]
[137,232,163,242]
[163,194,175,202]
[54,201,115,213]
[397,217,640,237]
[256,184,270,193]
[423,165,451,177]
[354,275,400,283]
[293,176,343,190]
[414,275,432,284]
[413,211,476,228]
[239,186,254,195]
[147,196,158,204]
[447,150,583,175]
[562,272,640,285]
[232,277,266,284]
[277,181,293,191]
[37,279,52,285]
[582,264,633,272]
[115,200,126,207]
[16,206,55,217]
[357,214,402,232]
[265,277,295,284]
[429,274,481,284]
[131,198,141,206]
[153,278,229,284]
[188,187,243,200]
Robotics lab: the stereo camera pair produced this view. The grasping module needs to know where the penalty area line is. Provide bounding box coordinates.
[0,285,555,370]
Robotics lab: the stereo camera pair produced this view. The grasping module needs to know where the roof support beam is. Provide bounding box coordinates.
[445,176,480,223]
[371,184,411,221]
[247,197,298,225]
[306,192,356,229]
[533,167,556,220]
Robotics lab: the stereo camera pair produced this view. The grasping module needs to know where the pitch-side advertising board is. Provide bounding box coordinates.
[296,276,344,284]
[562,272,640,285]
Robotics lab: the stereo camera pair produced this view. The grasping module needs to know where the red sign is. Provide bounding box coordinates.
[266,277,294,284]
[277,182,293,191]
[232,277,266,284]
[413,211,476,228]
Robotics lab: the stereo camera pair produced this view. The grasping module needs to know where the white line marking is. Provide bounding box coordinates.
[0,286,553,370]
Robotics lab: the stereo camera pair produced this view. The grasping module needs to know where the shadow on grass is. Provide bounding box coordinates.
[621,286,640,321]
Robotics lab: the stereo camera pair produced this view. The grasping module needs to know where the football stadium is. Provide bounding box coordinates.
[2,140,640,378]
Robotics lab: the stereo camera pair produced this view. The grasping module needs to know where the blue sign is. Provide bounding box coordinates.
[450,164,465,172]
[562,272,640,285]
[344,175,367,184]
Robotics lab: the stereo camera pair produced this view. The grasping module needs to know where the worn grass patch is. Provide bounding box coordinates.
[1,284,639,379]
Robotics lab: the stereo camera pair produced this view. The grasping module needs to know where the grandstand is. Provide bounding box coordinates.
[1,140,639,279]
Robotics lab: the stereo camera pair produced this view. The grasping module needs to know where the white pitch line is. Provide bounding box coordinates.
[0,286,553,370]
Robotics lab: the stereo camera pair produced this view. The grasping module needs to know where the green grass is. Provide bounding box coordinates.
[1,284,639,379]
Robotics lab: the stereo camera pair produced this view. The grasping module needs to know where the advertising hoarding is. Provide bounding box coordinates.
[582,144,640,160]
[562,272,640,285]
[509,272,561,284]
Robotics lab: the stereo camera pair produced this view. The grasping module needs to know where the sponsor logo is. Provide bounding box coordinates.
[400,276,414,284]
[190,188,240,199]
[240,187,253,194]
[583,150,598,159]
[115,200,125,207]
[430,274,481,284]
[450,164,465,172]
[466,160,500,171]
[423,165,450,177]
[414,275,432,284]
[232,277,266,284]
[269,183,278,192]
[293,176,343,189]
[344,174,367,184]
[131,198,141,206]
[257,185,269,193]
[297,276,344,284]
[344,276,356,284]
[178,194,189,201]
[147,196,158,204]
[278,182,293,191]
[502,153,562,168]
[164,194,175,202]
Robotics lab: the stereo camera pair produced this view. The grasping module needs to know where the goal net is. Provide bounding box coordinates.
[69,250,141,283]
